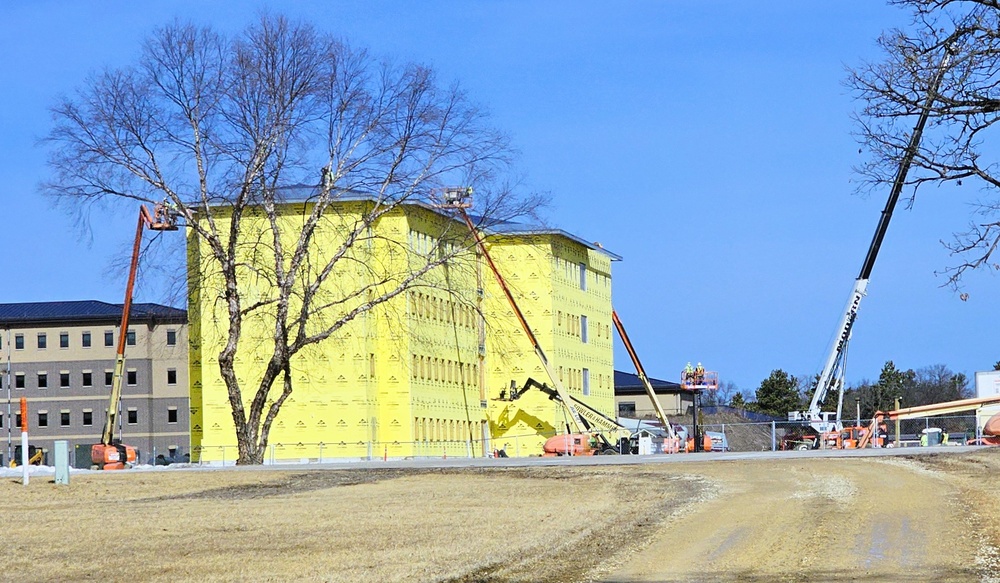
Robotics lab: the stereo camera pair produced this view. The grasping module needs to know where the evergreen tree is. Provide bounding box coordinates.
[752,369,801,417]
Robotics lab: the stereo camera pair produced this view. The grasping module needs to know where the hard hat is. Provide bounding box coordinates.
[697,362,702,366]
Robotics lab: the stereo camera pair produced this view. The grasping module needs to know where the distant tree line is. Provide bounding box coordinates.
[712,362,973,420]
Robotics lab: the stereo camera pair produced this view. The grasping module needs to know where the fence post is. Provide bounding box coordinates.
[771,421,776,452]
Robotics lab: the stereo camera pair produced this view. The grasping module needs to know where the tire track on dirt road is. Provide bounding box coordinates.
[599,458,981,582]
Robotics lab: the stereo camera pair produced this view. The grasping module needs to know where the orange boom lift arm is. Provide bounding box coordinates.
[91,203,178,470]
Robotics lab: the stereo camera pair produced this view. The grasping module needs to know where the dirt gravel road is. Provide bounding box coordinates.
[604,456,983,582]
[3,449,997,582]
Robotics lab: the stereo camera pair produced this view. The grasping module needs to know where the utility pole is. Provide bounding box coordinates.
[895,396,902,448]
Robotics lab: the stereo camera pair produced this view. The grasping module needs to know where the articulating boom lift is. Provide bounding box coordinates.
[789,48,955,438]
[91,203,178,470]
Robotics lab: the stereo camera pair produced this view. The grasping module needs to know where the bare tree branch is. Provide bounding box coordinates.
[42,14,540,464]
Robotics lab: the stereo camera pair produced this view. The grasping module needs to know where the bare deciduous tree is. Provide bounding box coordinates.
[43,15,538,464]
[850,0,1000,289]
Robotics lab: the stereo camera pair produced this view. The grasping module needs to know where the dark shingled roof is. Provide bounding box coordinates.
[267,184,622,260]
[0,300,186,326]
[614,370,686,395]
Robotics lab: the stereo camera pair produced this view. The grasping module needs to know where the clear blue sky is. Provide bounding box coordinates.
[2,2,997,393]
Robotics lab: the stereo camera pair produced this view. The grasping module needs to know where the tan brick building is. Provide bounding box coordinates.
[0,301,188,466]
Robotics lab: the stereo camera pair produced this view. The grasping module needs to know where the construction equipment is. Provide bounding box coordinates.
[504,378,680,455]
[680,367,718,390]
[438,188,589,438]
[9,445,43,467]
[612,310,681,447]
[503,378,630,455]
[788,48,955,442]
[91,203,178,470]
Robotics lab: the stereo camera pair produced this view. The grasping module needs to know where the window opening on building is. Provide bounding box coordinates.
[126,330,136,346]
[37,372,47,389]
[37,411,48,427]
[61,410,70,427]
[15,373,25,389]
[15,413,22,428]
[127,369,137,385]
[581,315,588,344]
[14,334,24,350]
[105,371,113,386]
[619,401,636,417]
[59,332,69,348]
[82,409,93,426]
[104,331,114,347]
[167,369,177,385]
[583,368,590,396]
[82,331,91,348]
[60,372,70,388]
[167,407,178,424]
[82,371,92,387]
[37,333,46,349]
[579,262,587,290]
[127,408,138,424]
[166,329,177,346]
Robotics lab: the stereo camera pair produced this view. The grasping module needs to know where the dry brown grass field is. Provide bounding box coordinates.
[3,449,999,582]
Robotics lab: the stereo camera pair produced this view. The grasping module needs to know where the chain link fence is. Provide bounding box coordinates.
[697,413,981,452]
[166,413,985,465]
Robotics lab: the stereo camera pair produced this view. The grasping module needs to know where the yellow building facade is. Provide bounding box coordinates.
[188,198,617,462]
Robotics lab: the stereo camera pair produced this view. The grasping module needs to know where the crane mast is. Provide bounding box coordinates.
[794,48,954,434]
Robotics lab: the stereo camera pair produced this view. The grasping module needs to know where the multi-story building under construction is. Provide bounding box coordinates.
[187,194,618,462]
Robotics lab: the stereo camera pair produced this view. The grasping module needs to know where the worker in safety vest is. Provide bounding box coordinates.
[694,362,705,384]
[684,362,694,383]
